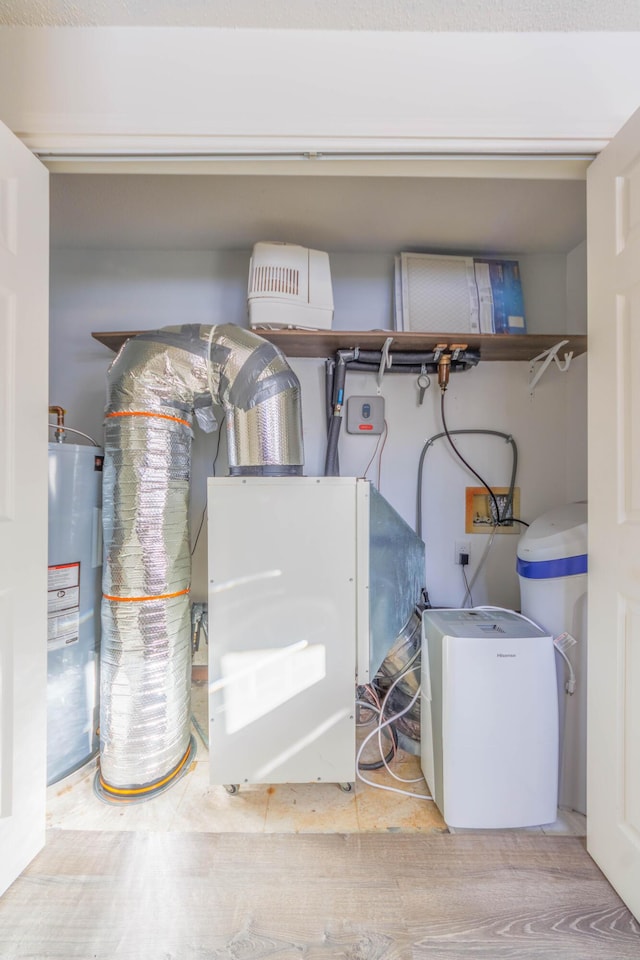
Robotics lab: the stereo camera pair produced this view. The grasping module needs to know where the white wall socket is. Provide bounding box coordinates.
[454,540,471,564]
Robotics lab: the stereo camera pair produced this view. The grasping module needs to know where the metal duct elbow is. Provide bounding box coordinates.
[207,325,304,475]
[98,324,303,799]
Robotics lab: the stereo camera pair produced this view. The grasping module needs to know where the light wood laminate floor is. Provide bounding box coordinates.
[23,678,616,959]
[0,829,638,959]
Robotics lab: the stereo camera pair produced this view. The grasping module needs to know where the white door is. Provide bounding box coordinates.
[587,105,640,920]
[0,120,49,896]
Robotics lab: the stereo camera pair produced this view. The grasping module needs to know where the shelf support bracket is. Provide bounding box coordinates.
[528,339,572,394]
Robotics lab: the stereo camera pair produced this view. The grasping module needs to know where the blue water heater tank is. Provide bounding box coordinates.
[47,442,103,785]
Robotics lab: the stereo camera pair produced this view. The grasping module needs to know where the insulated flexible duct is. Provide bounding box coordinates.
[99,324,303,796]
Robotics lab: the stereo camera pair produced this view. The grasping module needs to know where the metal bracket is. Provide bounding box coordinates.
[377,336,394,393]
[432,342,448,364]
[449,343,469,362]
[528,339,572,394]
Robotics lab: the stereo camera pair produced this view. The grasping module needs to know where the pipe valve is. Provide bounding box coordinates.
[437,353,451,392]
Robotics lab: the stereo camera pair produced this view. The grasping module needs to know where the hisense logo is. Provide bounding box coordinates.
[497,653,517,658]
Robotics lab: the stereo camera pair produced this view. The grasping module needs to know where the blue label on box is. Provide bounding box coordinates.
[474,259,526,334]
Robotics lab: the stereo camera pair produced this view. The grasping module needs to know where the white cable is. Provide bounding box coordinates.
[553,644,576,694]
[377,667,424,784]
[48,423,99,446]
[473,605,576,693]
[356,699,398,769]
[356,665,433,801]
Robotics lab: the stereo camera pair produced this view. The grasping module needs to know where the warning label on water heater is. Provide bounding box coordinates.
[47,562,80,650]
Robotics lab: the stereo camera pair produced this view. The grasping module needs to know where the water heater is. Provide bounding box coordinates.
[47,442,103,784]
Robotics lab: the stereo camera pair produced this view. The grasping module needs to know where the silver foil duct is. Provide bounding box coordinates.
[100,324,304,791]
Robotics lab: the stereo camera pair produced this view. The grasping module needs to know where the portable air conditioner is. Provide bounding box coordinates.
[248,241,334,330]
[421,608,558,828]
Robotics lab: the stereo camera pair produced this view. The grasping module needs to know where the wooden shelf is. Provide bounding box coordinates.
[92,329,587,362]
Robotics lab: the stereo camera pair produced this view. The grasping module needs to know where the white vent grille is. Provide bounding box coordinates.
[250,265,300,298]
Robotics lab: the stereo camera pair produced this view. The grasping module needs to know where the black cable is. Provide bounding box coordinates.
[440,391,502,524]
[191,415,225,556]
[191,506,207,558]
[462,565,473,608]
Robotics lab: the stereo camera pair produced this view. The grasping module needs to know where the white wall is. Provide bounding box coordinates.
[50,245,587,610]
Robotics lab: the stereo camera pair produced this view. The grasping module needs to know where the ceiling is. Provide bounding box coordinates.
[50,173,586,254]
[1,0,640,29]
[10,2,597,254]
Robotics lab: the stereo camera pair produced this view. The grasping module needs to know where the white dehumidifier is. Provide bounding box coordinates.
[248,241,334,330]
[421,608,558,829]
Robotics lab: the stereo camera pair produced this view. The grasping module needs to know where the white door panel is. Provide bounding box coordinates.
[587,104,640,920]
[0,119,49,896]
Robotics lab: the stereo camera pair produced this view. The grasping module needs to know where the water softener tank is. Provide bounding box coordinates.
[517,502,588,815]
[47,442,103,785]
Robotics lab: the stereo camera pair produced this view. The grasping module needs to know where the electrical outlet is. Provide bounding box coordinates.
[454,540,471,564]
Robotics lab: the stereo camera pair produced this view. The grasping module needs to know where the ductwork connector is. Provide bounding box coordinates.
[97,324,304,801]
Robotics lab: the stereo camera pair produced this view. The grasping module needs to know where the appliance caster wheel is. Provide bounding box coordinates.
[224,784,240,795]
[338,782,353,793]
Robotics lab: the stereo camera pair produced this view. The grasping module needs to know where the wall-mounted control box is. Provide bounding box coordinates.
[346,396,385,435]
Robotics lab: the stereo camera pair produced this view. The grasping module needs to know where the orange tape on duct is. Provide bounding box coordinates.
[103,588,190,603]
[98,741,193,797]
[106,411,191,428]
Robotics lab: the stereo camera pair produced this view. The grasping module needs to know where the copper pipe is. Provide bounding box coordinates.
[49,405,66,426]
[48,405,66,442]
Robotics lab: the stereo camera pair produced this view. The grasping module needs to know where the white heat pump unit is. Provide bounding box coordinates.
[248,241,334,330]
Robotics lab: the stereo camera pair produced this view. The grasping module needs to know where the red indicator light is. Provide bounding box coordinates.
[359,424,373,431]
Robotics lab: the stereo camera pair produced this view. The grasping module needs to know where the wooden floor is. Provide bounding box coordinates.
[0,830,638,959]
